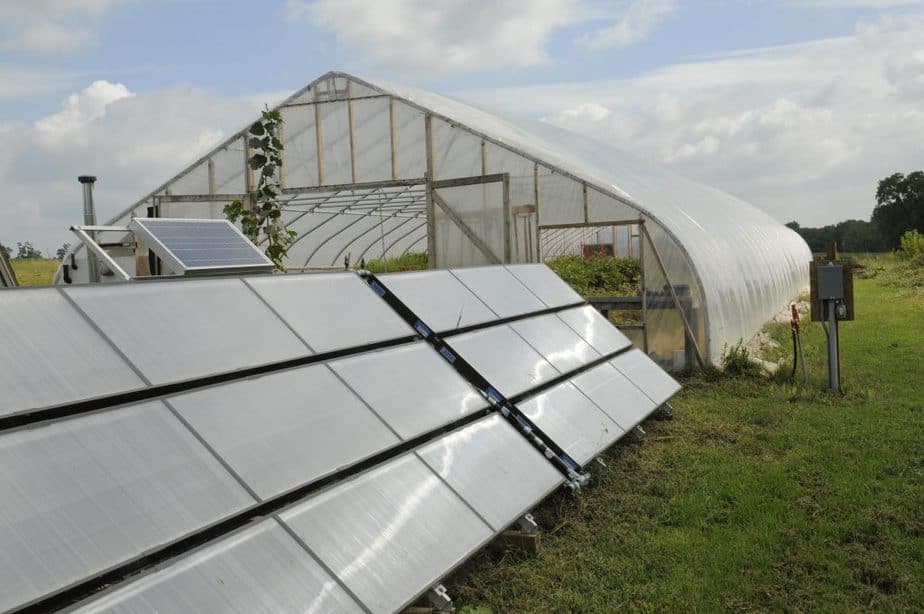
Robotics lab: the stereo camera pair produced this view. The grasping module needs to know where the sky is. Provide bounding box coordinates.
[1,0,923,254]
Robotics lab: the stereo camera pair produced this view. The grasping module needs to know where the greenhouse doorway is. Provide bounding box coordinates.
[429,173,511,268]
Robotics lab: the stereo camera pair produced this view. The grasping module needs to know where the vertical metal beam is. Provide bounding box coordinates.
[582,183,589,223]
[389,97,398,180]
[533,162,541,261]
[207,158,216,195]
[502,174,511,262]
[347,83,357,183]
[425,113,436,268]
[641,223,705,368]
[314,103,325,185]
[639,221,648,353]
[481,139,487,176]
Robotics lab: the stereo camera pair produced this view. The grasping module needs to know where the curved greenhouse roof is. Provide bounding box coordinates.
[60,71,810,367]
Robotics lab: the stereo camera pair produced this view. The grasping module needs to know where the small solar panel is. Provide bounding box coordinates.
[130,218,274,275]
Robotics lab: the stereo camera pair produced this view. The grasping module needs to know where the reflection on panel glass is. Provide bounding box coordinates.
[73,520,363,613]
[379,269,497,331]
[280,454,492,613]
[170,364,399,500]
[450,266,545,318]
[510,313,600,374]
[505,264,583,308]
[557,305,633,355]
[418,415,562,530]
[0,402,255,612]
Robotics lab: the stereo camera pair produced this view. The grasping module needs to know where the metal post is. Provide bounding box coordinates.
[827,300,840,392]
[78,175,100,283]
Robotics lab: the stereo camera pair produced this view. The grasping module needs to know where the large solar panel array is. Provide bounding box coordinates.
[0,264,679,614]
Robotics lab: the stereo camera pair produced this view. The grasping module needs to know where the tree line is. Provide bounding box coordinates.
[787,171,924,253]
[0,242,70,260]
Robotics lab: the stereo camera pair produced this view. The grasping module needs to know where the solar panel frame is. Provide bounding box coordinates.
[377,269,498,332]
[611,349,682,406]
[510,312,601,374]
[504,263,584,308]
[570,362,659,431]
[449,265,546,318]
[129,218,274,275]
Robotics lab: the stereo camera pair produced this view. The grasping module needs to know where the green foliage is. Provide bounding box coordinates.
[0,242,10,258]
[896,229,924,262]
[545,255,640,297]
[363,252,428,273]
[224,107,295,270]
[14,241,43,259]
[786,219,887,253]
[873,171,924,248]
[719,339,761,376]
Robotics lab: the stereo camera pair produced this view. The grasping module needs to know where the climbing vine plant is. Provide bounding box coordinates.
[224,107,295,270]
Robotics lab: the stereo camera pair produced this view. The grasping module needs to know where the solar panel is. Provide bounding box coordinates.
[505,263,584,308]
[449,325,560,396]
[418,414,563,530]
[246,273,414,353]
[168,364,400,500]
[0,401,255,612]
[73,520,364,613]
[450,265,546,318]
[330,342,487,439]
[0,289,145,417]
[611,348,682,406]
[571,362,658,431]
[378,269,497,331]
[558,304,634,355]
[279,453,494,613]
[129,218,274,275]
[510,312,600,374]
[64,279,309,385]
[518,381,625,466]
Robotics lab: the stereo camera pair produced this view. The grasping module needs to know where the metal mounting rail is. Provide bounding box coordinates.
[359,270,590,489]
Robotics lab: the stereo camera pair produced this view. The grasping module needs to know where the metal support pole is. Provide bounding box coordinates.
[78,175,100,283]
[827,300,840,392]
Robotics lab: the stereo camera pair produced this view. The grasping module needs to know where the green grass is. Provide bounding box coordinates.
[10,258,59,286]
[451,255,923,612]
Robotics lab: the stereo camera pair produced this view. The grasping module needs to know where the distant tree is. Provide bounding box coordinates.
[786,219,887,253]
[873,171,924,248]
[15,241,43,259]
[55,243,71,260]
[0,242,10,258]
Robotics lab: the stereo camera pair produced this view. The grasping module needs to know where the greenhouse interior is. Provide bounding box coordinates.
[59,71,811,369]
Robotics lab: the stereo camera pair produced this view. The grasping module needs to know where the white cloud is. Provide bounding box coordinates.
[576,0,676,49]
[0,0,129,56]
[5,23,97,54]
[464,12,924,226]
[0,83,259,253]
[287,0,582,73]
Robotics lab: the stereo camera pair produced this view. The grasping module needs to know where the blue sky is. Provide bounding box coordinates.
[2,0,923,252]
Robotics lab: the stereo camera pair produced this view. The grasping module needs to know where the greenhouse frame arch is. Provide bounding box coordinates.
[59,71,811,368]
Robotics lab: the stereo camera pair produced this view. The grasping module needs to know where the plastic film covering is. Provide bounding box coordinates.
[168,364,400,501]
[330,342,486,440]
[353,74,811,362]
[64,279,309,385]
[418,414,563,531]
[73,520,363,614]
[280,103,319,188]
[0,289,145,417]
[279,453,493,614]
[518,381,624,466]
[245,272,414,352]
[353,97,393,183]
[0,401,255,612]
[433,182,506,267]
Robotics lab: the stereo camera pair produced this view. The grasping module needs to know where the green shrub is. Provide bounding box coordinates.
[545,255,640,297]
[896,230,924,264]
[720,339,761,377]
[363,252,428,273]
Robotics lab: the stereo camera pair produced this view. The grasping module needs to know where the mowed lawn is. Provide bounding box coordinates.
[9,258,59,286]
[451,257,923,612]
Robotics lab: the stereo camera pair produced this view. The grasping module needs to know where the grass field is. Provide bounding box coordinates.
[9,258,59,286]
[450,255,923,612]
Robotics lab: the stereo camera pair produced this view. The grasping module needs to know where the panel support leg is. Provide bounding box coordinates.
[654,402,674,420]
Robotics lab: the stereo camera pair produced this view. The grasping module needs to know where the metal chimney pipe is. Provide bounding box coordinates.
[78,175,100,283]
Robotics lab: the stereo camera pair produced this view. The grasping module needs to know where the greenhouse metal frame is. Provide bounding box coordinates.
[59,71,811,368]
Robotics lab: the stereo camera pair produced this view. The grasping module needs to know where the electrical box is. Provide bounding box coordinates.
[810,260,854,321]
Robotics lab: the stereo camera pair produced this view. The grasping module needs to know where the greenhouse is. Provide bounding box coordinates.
[59,71,811,368]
